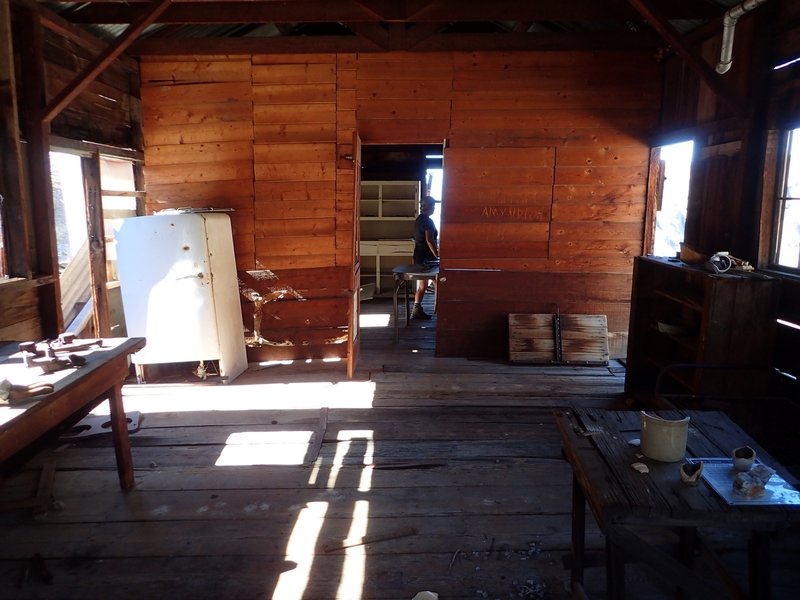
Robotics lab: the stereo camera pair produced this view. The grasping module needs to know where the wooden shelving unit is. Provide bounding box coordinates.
[625,256,780,405]
[359,180,420,296]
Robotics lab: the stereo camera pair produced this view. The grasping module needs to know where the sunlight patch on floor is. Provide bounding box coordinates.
[325,430,374,490]
[117,380,376,414]
[336,500,369,600]
[214,431,314,466]
[359,313,391,328]
[271,501,328,600]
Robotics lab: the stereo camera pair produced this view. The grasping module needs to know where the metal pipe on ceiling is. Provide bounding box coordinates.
[716,0,769,74]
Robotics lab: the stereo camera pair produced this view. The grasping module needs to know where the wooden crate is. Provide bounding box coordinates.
[509,313,609,365]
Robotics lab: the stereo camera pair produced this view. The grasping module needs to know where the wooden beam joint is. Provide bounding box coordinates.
[625,0,746,119]
[42,0,173,125]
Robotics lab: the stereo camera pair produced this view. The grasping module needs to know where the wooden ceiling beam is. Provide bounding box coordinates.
[626,0,745,119]
[401,0,722,22]
[405,22,444,48]
[37,2,139,71]
[55,0,723,25]
[56,1,380,25]
[344,22,390,50]
[345,21,442,50]
[129,29,661,56]
[352,0,409,22]
[42,0,173,124]
[129,35,373,56]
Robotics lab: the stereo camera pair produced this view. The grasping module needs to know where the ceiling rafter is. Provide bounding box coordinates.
[42,0,173,124]
[31,0,730,58]
[45,0,723,26]
[344,22,390,50]
[345,20,446,51]
[129,29,661,56]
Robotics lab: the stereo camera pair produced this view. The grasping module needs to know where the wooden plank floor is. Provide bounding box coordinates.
[1,298,798,599]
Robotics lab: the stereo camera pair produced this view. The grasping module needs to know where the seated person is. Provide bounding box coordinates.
[412,195,439,320]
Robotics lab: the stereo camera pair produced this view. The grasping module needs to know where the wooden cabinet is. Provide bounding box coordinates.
[625,256,779,404]
[359,180,420,296]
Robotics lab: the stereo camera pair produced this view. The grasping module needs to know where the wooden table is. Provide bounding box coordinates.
[0,337,145,490]
[554,408,800,600]
[392,263,439,342]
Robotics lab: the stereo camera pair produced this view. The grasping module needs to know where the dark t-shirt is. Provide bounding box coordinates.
[414,214,438,264]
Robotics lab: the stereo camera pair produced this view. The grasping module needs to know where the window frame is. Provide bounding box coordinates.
[769,126,800,275]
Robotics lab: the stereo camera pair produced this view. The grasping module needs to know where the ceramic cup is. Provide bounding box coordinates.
[680,461,704,486]
[732,445,756,472]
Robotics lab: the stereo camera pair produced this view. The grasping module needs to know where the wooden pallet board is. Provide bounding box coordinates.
[509,313,609,365]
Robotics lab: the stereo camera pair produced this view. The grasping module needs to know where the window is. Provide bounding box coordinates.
[772,127,800,271]
[652,140,694,257]
[99,156,138,282]
[50,151,89,272]
[0,195,6,278]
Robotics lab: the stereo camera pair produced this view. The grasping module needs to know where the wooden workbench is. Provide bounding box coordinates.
[0,337,145,490]
[554,407,800,600]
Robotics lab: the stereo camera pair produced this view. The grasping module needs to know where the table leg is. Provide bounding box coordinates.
[433,274,438,314]
[749,531,771,600]
[404,278,410,324]
[605,535,625,600]
[393,276,401,343]
[571,474,586,587]
[677,527,696,600]
[107,382,135,490]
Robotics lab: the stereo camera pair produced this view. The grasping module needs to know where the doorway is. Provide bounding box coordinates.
[357,144,443,343]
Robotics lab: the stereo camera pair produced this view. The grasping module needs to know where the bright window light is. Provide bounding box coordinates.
[777,318,800,331]
[773,127,800,269]
[774,56,800,70]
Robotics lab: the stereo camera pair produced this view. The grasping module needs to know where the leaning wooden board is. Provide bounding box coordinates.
[509,313,609,365]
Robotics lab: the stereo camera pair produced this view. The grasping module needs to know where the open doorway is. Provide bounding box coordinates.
[357,144,443,338]
[359,144,443,297]
[652,140,694,257]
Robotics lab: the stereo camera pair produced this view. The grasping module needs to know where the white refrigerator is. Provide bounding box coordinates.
[116,211,247,383]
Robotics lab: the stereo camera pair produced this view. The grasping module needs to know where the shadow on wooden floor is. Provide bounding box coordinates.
[0,298,797,599]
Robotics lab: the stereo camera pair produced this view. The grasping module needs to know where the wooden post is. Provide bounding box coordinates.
[0,0,32,278]
[82,151,111,337]
[16,3,62,336]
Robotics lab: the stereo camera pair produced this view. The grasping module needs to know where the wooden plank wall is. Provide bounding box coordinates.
[139,55,254,269]
[0,287,41,341]
[249,53,350,360]
[354,52,453,144]
[140,55,356,362]
[439,51,658,358]
[139,50,661,362]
